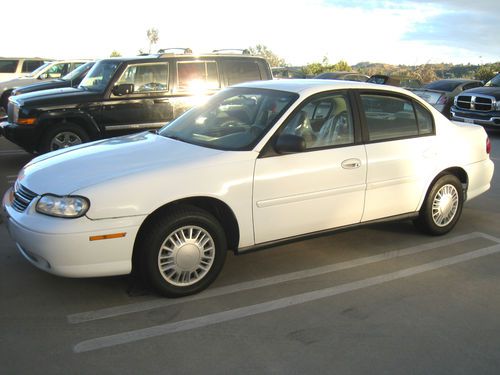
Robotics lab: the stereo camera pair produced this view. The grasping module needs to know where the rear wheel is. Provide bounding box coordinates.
[137,205,227,297]
[414,174,464,235]
[39,122,90,153]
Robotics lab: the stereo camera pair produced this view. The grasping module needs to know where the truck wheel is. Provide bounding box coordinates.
[39,123,90,153]
[413,174,464,236]
[136,205,227,297]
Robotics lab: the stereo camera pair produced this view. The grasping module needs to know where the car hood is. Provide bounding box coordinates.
[0,77,38,91]
[20,132,225,196]
[14,79,68,95]
[13,87,100,106]
[461,86,500,99]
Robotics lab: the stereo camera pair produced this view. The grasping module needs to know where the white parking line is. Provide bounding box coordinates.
[6,175,17,184]
[73,242,500,353]
[0,150,28,155]
[68,232,491,324]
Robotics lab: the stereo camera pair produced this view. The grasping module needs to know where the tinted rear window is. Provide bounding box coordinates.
[22,60,45,73]
[224,61,262,85]
[424,81,461,92]
[0,60,18,73]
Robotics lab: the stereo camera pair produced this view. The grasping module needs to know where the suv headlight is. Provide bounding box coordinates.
[36,194,90,218]
[495,101,500,111]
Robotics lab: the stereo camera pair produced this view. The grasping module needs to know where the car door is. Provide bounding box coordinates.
[253,91,367,244]
[101,62,173,136]
[358,91,437,222]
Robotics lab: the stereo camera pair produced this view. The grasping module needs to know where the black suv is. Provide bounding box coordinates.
[451,73,500,129]
[0,52,272,153]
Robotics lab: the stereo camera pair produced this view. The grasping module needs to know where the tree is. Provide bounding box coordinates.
[110,50,122,57]
[475,65,496,82]
[331,60,351,72]
[247,44,286,67]
[147,28,159,54]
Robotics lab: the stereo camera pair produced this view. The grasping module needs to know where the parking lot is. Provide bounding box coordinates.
[1,132,499,374]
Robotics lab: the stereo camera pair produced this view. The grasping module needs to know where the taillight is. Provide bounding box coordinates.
[437,95,447,105]
[486,137,491,154]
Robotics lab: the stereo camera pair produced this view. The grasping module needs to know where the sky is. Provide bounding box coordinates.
[4,0,499,66]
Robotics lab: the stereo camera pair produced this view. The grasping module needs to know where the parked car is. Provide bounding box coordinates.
[2,80,493,297]
[272,67,308,79]
[0,60,89,113]
[368,74,422,88]
[315,71,369,82]
[0,52,272,153]
[11,61,95,97]
[0,57,48,82]
[411,79,483,119]
[451,73,500,128]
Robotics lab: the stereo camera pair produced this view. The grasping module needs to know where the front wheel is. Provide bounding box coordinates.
[137,206,227,297]
[414,174,464,235]
[39,123,90,153]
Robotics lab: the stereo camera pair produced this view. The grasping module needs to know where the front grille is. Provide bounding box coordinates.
[7,102,19,123]
[12,184,38,212]
[455,94,495,112]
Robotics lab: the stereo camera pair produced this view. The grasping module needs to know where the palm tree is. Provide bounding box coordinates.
[147,28,159,54]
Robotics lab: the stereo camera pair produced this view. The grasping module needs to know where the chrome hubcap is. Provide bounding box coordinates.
[50,132,82,150]
[432,184,459,227]
[158,225,215,287]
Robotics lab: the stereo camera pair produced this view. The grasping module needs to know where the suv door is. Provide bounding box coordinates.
[101,62,173,136]
[253,91,366,243]
[358,92,436,221]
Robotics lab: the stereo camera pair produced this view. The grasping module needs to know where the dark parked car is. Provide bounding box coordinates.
[412,79,483,118]
[0,52,272,153]
[368,75,422,89]
[451,73,500,129]
[11,61,95,97]
[315,71,369,82]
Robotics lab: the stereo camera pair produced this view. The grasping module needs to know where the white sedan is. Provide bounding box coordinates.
[2,80,494,297]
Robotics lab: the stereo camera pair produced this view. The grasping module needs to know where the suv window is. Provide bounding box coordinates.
[116,63,169,94]
[22,60,44,73]
[177,61,219,91]
[224,61,262,85]
[46,63,71,78]
[0,59,18,73]
[361,94,420,141]
[282,93,354,149]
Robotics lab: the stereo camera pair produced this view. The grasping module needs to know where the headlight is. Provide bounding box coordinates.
[495,101,500,111]
[36,194,90,218]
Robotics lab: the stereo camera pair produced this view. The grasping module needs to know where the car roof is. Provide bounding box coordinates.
[234,79,415,96]
[101,54,268,64]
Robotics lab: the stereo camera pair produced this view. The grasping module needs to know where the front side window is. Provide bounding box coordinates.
[79,60,121,92]
[159,88,298,150]
[0,59,18,73]
[360,94,420,141]
[115,63,169,94]
[177,61,219,91]
[224,61,262,85]
[485,74,500,87]
[281,93,354,149]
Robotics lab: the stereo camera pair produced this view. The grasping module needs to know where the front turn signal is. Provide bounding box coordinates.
[17,118,36,125]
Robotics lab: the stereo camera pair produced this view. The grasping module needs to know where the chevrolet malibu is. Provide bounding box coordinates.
[2,80,494,297]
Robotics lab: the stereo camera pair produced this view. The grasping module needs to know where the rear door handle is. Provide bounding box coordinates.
[341,158,361,169]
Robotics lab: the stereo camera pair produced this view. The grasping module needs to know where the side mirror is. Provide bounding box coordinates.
[112,83,134,96]
[275,134,306,154]
[38,73,48,80]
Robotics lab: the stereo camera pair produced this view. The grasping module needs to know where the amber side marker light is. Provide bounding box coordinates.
[89,232,127,241]
[17,118,36,125]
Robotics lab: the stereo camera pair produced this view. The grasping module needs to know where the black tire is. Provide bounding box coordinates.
[414,174,464,235]
[137,205,227,298]
[39,122,90,153]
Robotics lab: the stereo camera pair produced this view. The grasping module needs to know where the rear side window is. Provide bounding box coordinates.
[0,59,18,73]
[360,94,419,141]
[177,61,219,91]
[224,61,262,85]
[22,60,44,73]
[414,102,433,135]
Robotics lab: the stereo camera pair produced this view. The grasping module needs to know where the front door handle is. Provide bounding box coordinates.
[341,158,361,169]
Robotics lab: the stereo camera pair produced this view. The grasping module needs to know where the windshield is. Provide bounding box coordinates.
[26,62,51,77]
[79,60,121,92]
[424,80,461,92]
[159,88,298,151]
[485,74,500,87]
[62,62,94,81]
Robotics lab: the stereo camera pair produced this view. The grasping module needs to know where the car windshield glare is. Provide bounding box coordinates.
[159,88,298,151]
[62,62,93,81]
[79,60,121,92]
[485,75,500,87]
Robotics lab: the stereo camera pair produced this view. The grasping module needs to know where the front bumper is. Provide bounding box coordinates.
[0,121,40,152]
[2,187,146,278]
[451,109,500,128]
